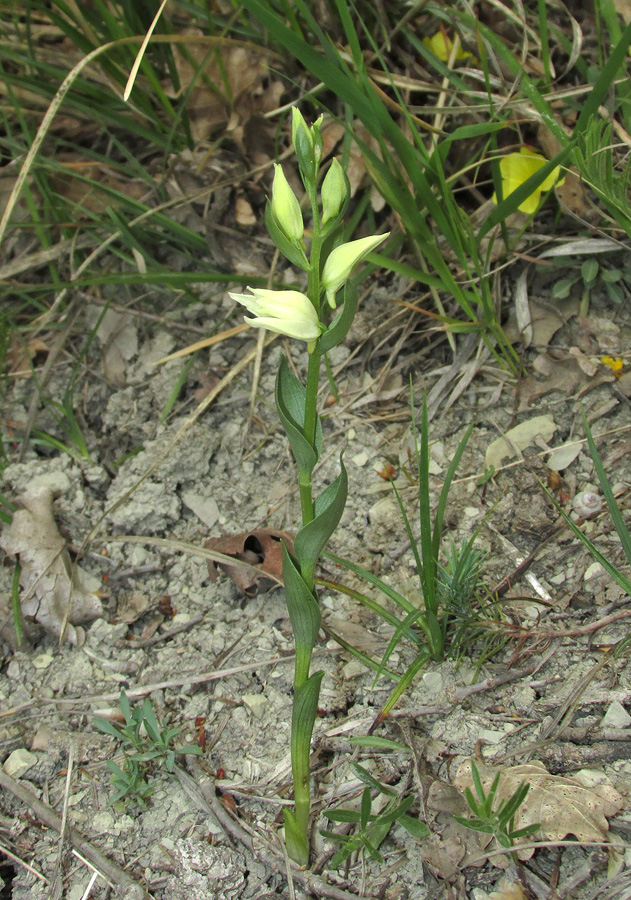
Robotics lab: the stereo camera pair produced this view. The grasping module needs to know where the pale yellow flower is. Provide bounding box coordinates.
[229,288,321,344]
[321,233,390,308]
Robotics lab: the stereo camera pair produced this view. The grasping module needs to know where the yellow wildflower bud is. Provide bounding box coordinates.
[229,288,321,344]
[321,158,348,225]
[321,233,390,308]
[271,164,304,243]
[493,147,565,215]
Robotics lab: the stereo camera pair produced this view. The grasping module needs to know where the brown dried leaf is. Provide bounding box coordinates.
[518,351,613,410]
[168,33,278,144]
[0,488,103,645]
[454,760,623,853]
[205,528,293,596]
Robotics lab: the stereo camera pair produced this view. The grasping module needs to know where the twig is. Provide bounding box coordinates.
[122,613,204,649]
[0,769,149,899]
[0,839,49,884]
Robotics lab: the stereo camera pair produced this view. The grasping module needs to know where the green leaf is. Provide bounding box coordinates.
[360,787,372,830]
[324,808,363,823]
[350,762,397,796]
[282,544,321,685]
[581,258,599,285]
[399,814,430,839]
[265,202,310,271]
[93,716,124,740]
[293,460,348,575]
[318,282,358,353]
[582,409,631,568]
[291,671,324,787]
[552,278,576,299]
[275,355,322,474]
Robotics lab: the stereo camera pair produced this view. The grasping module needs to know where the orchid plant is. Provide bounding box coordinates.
[230,110,388,866]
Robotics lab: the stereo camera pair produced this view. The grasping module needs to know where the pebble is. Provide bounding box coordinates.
[242,693,268,719]
[4,748,38,778]
[584,562,604,581]
[32,653,54,670]
[602,700,631,729]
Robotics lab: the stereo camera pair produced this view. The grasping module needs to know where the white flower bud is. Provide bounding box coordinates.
[229,288,321,344]
[271,164,304,243]
[321,232,390,307]
[321,158,348,225]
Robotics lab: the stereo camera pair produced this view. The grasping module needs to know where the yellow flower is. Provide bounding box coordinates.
[494,147,565,215]
[423,32,472,62]
[321,233,390,308]
[602,356,623,372]
[229,288,321,345]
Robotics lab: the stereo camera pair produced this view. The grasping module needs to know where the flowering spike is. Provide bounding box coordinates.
[271,164,304,244]
[321,158,348,225]
[229,288,321,344]
[321,233,390,308]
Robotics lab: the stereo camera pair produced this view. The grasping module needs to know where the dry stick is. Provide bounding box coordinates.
[51,742,76,900]
[0,235,94,280]
[0,651,303,720]
[180,758,374,900]
[0,769,149,900]
[0,839,49,884]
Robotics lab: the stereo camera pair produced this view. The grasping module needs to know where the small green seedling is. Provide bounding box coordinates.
[551,255,629,315]
[93,690,201,806]
[321,759,428,868]
[454,761,539,849]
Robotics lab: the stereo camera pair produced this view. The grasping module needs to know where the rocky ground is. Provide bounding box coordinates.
[1,259,631,900]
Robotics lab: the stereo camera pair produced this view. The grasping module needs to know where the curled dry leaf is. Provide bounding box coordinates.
[0,487,102,645]
[454,759,623,857]
[205,528,293,597]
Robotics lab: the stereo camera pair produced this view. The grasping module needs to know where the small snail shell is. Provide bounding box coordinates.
[573,490,602,518]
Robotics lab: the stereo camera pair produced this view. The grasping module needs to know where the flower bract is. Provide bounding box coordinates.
[229,288,321,344]
[321,233,390,307]
[494,147,565,215]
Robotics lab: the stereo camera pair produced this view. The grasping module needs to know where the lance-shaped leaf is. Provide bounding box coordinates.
[265,203,310,271]
[294,459,347,576]
[276,355,322,474]
[282,543,321,685]
[291,670,324,782]
[317,283,358,354]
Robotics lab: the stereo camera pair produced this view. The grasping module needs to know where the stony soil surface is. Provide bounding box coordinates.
[1,268,631,900]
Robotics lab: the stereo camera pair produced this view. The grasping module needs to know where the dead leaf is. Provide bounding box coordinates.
[454,759,623,857]
[517,351,614,410]
[205,528,293,596]
[485,415,556,470]
[503,295,579,349]
[7,335,50,377]
[167,33,280,145]
[0,487,103,645]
